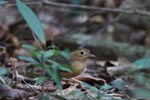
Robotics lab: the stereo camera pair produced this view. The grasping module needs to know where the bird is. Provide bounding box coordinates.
[52,48,95,78]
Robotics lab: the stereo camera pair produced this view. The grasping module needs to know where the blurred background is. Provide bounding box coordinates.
[1,0,150,61]
[1,0,150,99]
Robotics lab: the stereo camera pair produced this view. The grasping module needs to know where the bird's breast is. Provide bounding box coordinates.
[60,61,86,78]
[71,61,86,74]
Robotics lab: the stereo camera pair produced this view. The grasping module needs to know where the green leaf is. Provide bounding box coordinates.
[52,61,71,72]
[49,60,72,72]
[44,63,62,90]
[60,49,70,59]
[59,64,72,72]
[0,68,8,76]
[44,50,59,59]
[52,65,62,90]
[30,50,42,57]
[22,44,36,50]
[0,47,5,52]
[30,50,45,63]
[44,66,52,77]
[40,94,52,100]
[112,79,126,92]
[134,58,150,69]
[134,73,146,85]
[35,76,48,84]
[81,82,98,92]
[68,90,82,98]
[100,83,112,91]
[47,45,59,50]
[18,55,37,64]
[16,0,46,45]
[132,89,150,99]
[134,73,150,87]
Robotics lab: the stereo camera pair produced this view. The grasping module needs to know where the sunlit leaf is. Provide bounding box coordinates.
[134,58,150,69]
[44,50,59,59]
[18,55,37,64]
[22,44,36,50]
[16,0,46,45]
[30,50,42,57]
[47,45,59,50]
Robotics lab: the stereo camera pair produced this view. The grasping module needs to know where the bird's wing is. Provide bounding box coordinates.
[51,55,72,72]
[52,55,71,65]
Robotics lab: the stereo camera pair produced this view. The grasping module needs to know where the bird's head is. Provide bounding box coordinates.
[70,48,95,62]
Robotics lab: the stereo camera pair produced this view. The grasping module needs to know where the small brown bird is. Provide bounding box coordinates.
[53,48,95,78]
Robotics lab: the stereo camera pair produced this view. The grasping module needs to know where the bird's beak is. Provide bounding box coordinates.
[89,54,96,57]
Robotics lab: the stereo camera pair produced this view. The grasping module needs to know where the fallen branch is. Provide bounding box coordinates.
[5,1,150,16]
[42,0,150,16]
[16,83,56,92]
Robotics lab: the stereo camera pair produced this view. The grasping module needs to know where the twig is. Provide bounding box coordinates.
[15,71,40,93]
[0,76,6,84]
[32,32,43,49]
[42,0,150,16]
[4,1,150,16]
[16,83,56,92]
[5,1,41,7]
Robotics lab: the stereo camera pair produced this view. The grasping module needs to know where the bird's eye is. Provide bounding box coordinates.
[80,51,84,55]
